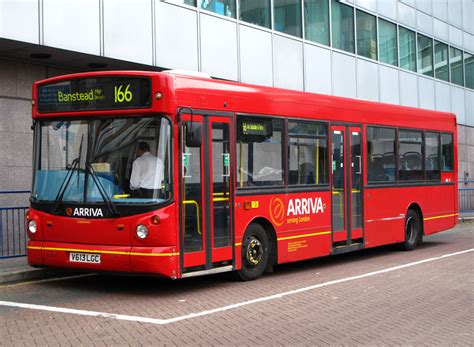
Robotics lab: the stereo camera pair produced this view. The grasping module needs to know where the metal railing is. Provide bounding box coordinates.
[459,180,474,213]
[0,191,29,259]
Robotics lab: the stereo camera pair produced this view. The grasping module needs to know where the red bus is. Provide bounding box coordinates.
[27,71,458,280]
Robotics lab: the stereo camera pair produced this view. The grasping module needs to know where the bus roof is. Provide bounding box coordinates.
[33,70,456,132]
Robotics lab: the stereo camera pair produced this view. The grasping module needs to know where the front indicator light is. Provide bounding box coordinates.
[136,224,149,239]
[28,220,37,234]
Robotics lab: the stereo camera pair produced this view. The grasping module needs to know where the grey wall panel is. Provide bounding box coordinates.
[449,25,464,48]
[379,65,399,104]
[398,2,416,29]
[0,0,38,44]
[416,11,433,36]
[416,0,432,15]
[433,18,449,42]
[400,0,415,7]
[357,59,379,102]
[435,81,451,112]
[304,44,331,95]
[399,71,418,107]
[43,0,100,55]
[273,35,303,91]
[464,32,474,53]
[465,90,473,126]
[418,76,435,110]
[448,0,463,29]
[432,0,448,22]
[332,52,356,98]
[462,0,473,34]
[451,85,465,124]
[377,0,397,20]
[200,14,238,81]
[155,3,198,71]
[104,0,152,65]
[356,0,376,13]
[239,25,273,87]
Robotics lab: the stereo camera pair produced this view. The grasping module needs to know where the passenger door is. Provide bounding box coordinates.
[330,125,363,252]
[180,113,233,273]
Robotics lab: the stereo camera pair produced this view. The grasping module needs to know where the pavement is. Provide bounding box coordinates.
[0,214,472,286]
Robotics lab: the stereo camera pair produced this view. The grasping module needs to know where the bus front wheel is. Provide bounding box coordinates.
[237,223,270,281]
[400,210,422,251]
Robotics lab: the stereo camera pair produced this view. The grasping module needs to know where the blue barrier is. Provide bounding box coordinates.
[459,180,474,213]
[0,191,29,259]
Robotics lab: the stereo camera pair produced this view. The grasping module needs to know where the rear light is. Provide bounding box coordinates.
[28,220,37,234]
[136,224,149,239]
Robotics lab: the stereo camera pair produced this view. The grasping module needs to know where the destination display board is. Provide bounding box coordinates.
[237,117,273,142]
[37,77,152,113]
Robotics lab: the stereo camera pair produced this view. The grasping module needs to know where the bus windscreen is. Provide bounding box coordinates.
[37,77,151,113]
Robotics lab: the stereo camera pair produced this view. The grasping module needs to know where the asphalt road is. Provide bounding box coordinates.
[1,223,473,346]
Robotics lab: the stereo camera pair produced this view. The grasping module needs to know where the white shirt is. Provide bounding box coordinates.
[130,152,163,190]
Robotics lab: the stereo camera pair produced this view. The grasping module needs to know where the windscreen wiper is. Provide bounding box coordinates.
[53,134,84,213]
[53,157,80,213]
[86,162,120,217]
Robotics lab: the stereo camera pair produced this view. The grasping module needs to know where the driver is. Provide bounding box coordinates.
[130,141,163,198]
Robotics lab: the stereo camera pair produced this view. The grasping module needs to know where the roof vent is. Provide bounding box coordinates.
[163,70,212,79]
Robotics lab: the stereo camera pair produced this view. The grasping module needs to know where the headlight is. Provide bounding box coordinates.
[28,220,37,234]
[136,224,149,239]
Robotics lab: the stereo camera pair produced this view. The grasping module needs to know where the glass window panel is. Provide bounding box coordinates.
[434,41,449,82]
[288,122,328,185]
[399,130,423,181]
[367,127,396,183]
[304,0,329,45]
[399,27,416,72]
[441,133,454,171]
[356,10,377,60]
[240,0,271,29]
[425,132,440,180]
[237,118,284,187]
[465,53,474,89]
[166,0,196,6]
[417,34,433,77]
[378,18,397,66]
[274,0,302,38]
[331,0,354,53]
[450,47,464,86]
[200,0,236,18]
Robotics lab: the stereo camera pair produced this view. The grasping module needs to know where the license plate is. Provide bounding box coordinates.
[69,252,101,264]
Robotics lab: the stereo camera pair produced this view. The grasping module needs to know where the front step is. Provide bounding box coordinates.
[331,242,364,255]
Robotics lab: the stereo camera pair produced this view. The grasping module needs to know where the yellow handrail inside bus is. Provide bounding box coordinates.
[113,194,131,199]
[213,197,230,202]
[239,142,243,188]
[316,139,319,185]
[183,200,201,235]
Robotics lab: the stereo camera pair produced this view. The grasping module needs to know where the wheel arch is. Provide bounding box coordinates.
[247,217,278,267]
[407,202,424,236]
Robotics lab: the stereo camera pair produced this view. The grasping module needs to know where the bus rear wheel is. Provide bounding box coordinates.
[237,223,270,281]
[400,210,421,251]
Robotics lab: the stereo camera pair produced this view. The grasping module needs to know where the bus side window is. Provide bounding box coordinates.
[288,121,328,186]
[441,133,454,171]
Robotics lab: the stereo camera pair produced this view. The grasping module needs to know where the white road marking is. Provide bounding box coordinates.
[0,273,96,288]
[1,248,472,325]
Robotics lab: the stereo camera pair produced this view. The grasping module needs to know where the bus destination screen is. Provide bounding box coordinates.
[37,77,152,113]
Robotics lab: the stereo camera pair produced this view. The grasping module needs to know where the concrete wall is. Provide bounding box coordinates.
[0,59,72,206]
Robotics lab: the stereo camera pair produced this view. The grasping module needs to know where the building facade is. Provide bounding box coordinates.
[0,0,473,200]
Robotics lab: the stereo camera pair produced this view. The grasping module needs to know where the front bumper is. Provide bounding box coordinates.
[27,240,179,278]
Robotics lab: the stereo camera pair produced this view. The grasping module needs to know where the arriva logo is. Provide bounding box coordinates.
[287,198,324,216]
[71,208,104,218]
